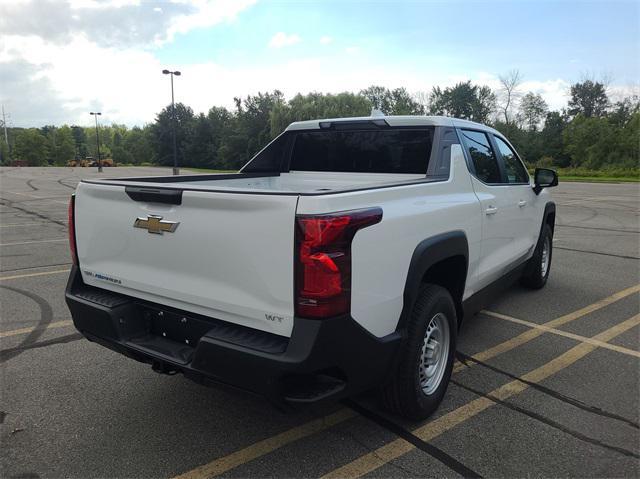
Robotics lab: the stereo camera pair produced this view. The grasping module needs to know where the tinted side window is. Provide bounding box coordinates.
[460,130,501,183]
[289,129,434,174]
[494,136,529,184]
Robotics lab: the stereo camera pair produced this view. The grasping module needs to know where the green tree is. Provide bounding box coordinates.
[270,91,371,135]
[540,111,569,167]
[568,80,609,118]
[111,145,133,164]
[519,92,548,131]
[14,129,49,166]
[429,81,496,122]
[71,125,87,159]
[0,138,10,165]
[149,102,196,166]
[123,126,153,164]
[217,91,285,169]
[51,125,76,165]
[609,96,640,127]
[563,115,615,168]
[360,86,424,115]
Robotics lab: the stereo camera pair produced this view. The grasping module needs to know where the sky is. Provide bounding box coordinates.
[0,0,638,127]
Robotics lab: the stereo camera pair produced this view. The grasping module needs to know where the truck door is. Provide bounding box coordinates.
[491,134,539,257]
[459,129,524,288]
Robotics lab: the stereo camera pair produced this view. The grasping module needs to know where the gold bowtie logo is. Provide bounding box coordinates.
[133,215,180,234]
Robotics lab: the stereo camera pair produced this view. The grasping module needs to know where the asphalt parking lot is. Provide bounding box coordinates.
[1,166,638,479]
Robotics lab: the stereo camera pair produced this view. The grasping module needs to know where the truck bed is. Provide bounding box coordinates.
[82,171,429,195]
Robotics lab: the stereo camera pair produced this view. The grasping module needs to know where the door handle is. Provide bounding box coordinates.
[518,200,527,207]
[485,206,498,215]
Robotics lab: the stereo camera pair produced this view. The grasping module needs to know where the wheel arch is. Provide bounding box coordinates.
[397,231,469,332]
[542,201,556,235]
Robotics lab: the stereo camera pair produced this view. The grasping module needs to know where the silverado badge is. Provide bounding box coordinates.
[133,215,180,234]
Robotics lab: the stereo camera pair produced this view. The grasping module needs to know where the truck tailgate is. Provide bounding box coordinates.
[74,182,298,337]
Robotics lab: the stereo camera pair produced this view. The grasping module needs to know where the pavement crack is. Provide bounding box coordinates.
[451,379,639,459]
[0,333,83,362]
[554,246,640,260]
[0,285,55,363]
[0,198,68,228]
[344,399,483,478]
[57,178,77,190]
[455,352,639,429]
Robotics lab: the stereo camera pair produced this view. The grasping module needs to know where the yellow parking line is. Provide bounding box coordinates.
[0,320,74,338]
[170,284,640,479]
[482,310,640,358]
[322,313,640,478]
[0,269,70,281]
[171,409,357,479]
[453,283,640,373]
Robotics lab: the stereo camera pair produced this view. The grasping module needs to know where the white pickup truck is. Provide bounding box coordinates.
[65,115,557,419]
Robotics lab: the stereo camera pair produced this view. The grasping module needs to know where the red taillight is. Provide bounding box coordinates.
[68,195,78,265]
[295,208,382,319]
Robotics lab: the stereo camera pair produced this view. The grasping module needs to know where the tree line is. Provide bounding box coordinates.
[1,77,638,173]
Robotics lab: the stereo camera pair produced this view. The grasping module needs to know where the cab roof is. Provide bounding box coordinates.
[286,115,500,135]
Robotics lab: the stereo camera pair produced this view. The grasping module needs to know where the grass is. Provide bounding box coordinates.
[558,175,639,183]
[529,167,640,183]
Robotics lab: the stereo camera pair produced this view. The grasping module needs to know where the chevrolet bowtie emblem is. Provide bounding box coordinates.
[133,215,180,234]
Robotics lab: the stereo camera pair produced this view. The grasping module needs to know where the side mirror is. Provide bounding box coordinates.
[533,168,558,194]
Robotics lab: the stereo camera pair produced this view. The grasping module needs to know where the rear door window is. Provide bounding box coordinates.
[494,136,529,184]
[460,130,502,184]
[288,128,434,174]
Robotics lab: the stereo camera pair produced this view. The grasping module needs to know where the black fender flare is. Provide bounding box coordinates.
[396,231,469,332]
[540,201,556,237]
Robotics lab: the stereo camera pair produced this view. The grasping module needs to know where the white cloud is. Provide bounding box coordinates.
[319,36,333,45]
[0,0,256,48]
[268,32,301,48]
[344,46,360,55]
[164,0,257,44]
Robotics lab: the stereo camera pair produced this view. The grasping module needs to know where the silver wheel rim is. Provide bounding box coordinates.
[418,312,450,395]
[541,236,550,277]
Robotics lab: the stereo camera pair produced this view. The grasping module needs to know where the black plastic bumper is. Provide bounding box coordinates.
[65,266,401,405]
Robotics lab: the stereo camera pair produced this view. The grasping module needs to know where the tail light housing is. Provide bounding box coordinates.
[68,194,78,265]
[295,207,382,319]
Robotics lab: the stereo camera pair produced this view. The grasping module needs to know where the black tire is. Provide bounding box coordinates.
[521,223,553,289]
[382,284,457,420]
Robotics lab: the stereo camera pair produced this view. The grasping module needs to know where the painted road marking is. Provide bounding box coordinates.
[0,320,73,338]
[322,313,640,479]
[0,269,70,281]
[452,283,640,373]
[170,285,639,479]
[482,310,640,358]
[171,409,357,479]
[0,238,67,247]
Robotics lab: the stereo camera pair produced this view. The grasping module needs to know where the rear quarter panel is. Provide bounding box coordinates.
[297,145,482,337]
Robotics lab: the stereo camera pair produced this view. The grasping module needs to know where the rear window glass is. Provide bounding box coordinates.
[288,129,434,174]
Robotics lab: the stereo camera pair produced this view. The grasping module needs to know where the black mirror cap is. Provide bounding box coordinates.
[533,168,558,194]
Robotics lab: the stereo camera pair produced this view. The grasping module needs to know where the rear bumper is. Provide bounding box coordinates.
[65,266,401,405]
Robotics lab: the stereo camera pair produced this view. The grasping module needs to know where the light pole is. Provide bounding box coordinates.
[162,69,181,175]
[89,112,102,173]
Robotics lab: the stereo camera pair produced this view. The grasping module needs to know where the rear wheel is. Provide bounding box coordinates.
[521,223,553,289]
[382,284,456,420]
